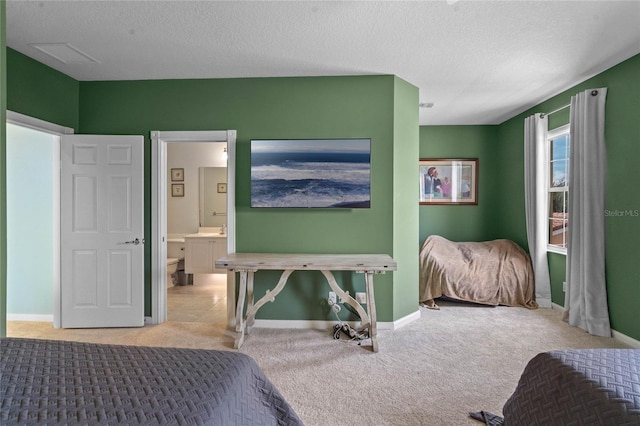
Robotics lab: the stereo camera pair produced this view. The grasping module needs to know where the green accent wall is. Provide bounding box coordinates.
[418,125,501,244]
[1,1,7,337]
[497,54,640,341]
[78,75,417,322]
[548,253,566,306]
[392,77,419,319]
[6,49,79,130]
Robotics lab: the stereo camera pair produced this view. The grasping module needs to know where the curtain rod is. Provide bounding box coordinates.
[541,90,600,117]
[541,103,570,118]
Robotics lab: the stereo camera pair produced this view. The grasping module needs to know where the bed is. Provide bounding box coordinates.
[472,349,640,425]
[1,337,304,425]
[505,349,640,425]
[419,235,538,309]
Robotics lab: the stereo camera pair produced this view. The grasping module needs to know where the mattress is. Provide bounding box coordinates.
[502,349,640,425]
[1,337,304,425]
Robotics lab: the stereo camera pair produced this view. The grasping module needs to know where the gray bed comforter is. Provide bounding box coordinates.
[503,349,640,425]
[1,338,304,425]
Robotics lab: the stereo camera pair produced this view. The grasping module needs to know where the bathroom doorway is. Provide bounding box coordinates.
[151,130,237,327]
[166,142,228,323]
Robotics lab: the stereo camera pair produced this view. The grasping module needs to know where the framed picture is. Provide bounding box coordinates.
[217,182,227,193]
[250,138,371,208]
[171,168,184,181]
[171,183,184,197]
[419,158,478,205]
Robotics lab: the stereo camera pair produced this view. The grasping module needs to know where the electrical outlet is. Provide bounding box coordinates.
[562,281,567,292]
[355,292,367,304]
[328,291,337,305]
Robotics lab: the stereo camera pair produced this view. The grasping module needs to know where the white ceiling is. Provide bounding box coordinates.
[6,0,640,125]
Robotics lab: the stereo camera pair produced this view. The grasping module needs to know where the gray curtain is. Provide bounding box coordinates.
[524,113,552,308]
[562,88,611,337]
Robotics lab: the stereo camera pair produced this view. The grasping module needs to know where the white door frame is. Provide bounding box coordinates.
[150,130,237,326]
[6,111,74,328]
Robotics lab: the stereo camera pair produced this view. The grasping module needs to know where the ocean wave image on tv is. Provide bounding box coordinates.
[251,139,371,208]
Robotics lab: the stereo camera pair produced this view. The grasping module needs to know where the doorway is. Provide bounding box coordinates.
[166,142,228,323]
[5,111,74,328]
[151,130,237,326]
[6,123,57,322]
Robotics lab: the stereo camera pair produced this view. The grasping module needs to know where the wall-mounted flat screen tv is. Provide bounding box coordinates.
[251,138,371,208]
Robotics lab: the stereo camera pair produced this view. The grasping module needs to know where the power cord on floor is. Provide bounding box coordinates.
[328,298,368,343]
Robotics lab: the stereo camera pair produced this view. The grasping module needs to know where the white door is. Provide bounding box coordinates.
[60,135,144,328]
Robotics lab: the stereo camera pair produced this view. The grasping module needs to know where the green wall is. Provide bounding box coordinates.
[497,54,640,341]
[77,75,416,322]
[6,49,79,130]
[1,1,7,337]
[392,77,419,319]
[418,125,501,244]
[548,253,566,306]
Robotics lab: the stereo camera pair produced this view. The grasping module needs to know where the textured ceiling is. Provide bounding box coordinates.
[6,0,640,125]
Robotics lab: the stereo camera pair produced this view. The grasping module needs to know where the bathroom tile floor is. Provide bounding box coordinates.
[167,273,227,323]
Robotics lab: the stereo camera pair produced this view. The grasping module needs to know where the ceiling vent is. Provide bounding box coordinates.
[29,43,100,64]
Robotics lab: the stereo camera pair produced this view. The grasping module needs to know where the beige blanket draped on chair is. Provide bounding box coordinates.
[419,235,538,309]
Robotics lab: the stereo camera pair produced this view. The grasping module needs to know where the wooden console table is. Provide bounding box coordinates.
[215,253,397,352]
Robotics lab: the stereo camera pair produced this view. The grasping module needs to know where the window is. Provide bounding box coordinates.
[547,125,570,253]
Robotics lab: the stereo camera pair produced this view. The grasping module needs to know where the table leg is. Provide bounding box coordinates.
[234,270,248,349]
[321,270,376,351]
[245,269,293,335]
[365,271,378,352]
[246,271,255,333]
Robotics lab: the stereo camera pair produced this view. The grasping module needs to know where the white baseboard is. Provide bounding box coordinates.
[7,314,54,322]
[552,303,640,348]
[252,309,421,331]
[389,309,422,330]
[612,330,640,349]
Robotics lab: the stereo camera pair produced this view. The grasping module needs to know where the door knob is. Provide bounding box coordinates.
[122,238,141,245]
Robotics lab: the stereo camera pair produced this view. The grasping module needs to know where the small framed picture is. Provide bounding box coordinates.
[217,183,227,193]
[171,183,184,197]
[171,168,184,181]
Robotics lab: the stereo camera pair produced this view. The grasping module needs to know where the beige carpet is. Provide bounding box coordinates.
[7,301,631,426]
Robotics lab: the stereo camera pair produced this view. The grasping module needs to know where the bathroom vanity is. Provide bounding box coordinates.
[184,232,228,274]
